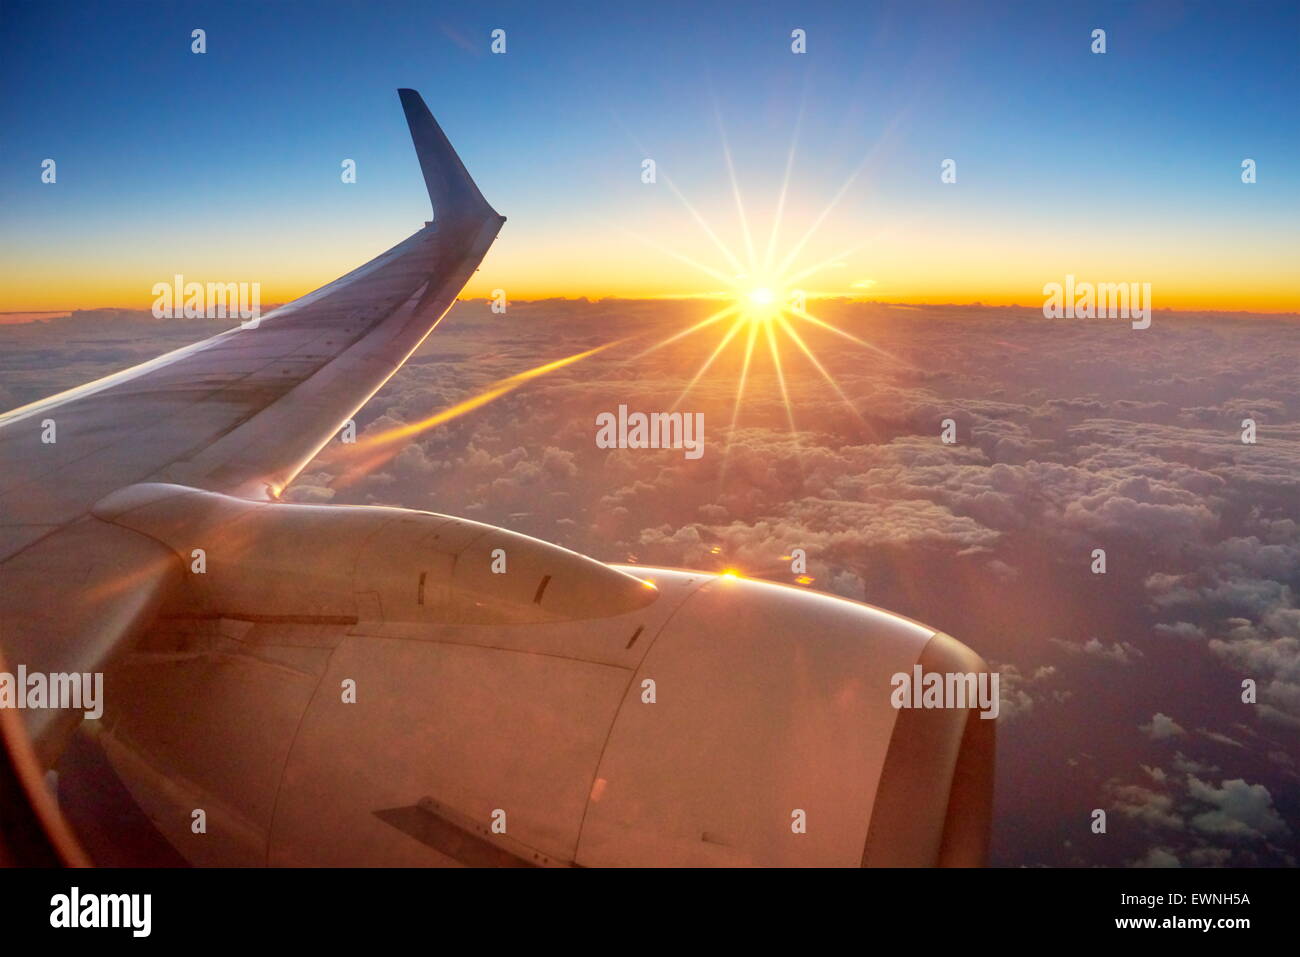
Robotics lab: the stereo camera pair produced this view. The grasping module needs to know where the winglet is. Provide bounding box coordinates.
[398,88,500,224]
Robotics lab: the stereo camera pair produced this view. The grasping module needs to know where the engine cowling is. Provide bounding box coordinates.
[53,484,993,867]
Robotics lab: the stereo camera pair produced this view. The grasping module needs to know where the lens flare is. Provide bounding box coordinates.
[326,342,617,489]
[627,110,913,452]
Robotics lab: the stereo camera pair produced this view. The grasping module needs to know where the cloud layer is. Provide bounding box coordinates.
[4,299,1297,867]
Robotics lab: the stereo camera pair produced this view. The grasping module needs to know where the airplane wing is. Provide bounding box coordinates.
[0,90,504,751]
[0,89,503,551]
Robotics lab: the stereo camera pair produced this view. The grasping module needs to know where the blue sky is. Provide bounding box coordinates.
[2,0,1297,309]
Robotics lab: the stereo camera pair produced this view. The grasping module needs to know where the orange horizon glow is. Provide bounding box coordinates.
[5,276,1298,319]
[5,167,1297,317]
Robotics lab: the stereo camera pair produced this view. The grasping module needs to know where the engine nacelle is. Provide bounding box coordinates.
[57,484,994,868]
[91,483,659,626]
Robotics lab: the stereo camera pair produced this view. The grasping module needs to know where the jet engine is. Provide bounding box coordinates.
[42,482,995,867]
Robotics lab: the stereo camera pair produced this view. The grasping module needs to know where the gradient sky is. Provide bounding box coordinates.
[2,0,1298,313]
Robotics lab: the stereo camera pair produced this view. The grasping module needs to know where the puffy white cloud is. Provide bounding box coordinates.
[1186,777,1289,840]
[1109,782,1184,831]
[1051,637,1144,664]
[993,662,1067,723]
[1141,713,1187,740]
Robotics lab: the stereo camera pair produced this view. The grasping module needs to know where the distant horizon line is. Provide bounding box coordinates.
[3,298,1299,324]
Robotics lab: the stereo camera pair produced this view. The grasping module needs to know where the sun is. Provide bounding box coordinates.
[632,234,892,451]
[625,109,911,464]
[741,283,783,321]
